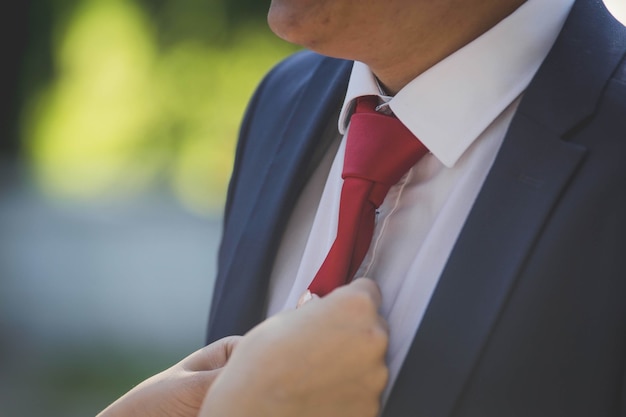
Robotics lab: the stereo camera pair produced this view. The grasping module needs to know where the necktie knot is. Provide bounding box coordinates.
[342,96,428,207]
[307,95,428,297]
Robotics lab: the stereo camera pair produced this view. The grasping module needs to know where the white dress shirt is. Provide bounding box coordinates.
[266,0,575,402]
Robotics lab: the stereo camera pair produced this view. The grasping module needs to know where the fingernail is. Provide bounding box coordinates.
[296,290,313,308]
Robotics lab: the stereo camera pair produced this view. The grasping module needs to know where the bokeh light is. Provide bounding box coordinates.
[23,0,296,214]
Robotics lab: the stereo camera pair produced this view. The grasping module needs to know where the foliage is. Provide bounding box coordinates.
[23,0,295,213]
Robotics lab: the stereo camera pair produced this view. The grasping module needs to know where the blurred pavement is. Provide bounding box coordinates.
[0,167,221,416]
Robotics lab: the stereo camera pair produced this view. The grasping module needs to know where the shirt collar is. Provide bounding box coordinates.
[338,0,575,167]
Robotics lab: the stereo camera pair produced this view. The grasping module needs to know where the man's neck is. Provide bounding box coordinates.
[367,0,527,94]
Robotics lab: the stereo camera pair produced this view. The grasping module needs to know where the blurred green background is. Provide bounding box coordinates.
[0,1,624,417]
[0,0,296,416]
[16,0,297,214]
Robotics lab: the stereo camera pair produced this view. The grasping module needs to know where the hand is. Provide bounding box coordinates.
[200,278,389,417]
[97,336,240,417]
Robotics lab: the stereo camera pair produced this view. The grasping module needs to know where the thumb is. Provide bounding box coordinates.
[182,335,242,372]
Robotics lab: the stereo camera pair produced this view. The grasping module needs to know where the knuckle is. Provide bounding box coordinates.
[367,323,389,353]
[360,397,383,417]
[343,291,376,314]
[375,365,390,389]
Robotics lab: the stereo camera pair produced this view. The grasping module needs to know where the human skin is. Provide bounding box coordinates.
[267,0,526,94]
[200,278,389,417]
[97,278,388,417]
[96,336,240,417]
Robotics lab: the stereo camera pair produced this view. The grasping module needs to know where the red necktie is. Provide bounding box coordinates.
[307,96,428,296]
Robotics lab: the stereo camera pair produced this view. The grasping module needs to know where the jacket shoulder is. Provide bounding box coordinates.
[254,50,350,104]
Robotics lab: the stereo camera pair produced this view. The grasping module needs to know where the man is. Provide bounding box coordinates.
[208,0,626,415]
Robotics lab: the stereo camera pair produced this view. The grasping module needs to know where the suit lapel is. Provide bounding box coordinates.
[207,56,352,341]
[383,117,587,417]
[383,0,626,415]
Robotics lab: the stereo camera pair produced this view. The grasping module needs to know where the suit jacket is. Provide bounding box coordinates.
[207,0,626,415]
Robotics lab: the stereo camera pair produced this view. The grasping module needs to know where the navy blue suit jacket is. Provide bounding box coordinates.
[207,1,626,415]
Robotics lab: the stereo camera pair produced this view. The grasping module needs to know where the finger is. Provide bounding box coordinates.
[377,315,390,336]
[296,289,320,308]
[347,277,383,308]
[183,335,242,372]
